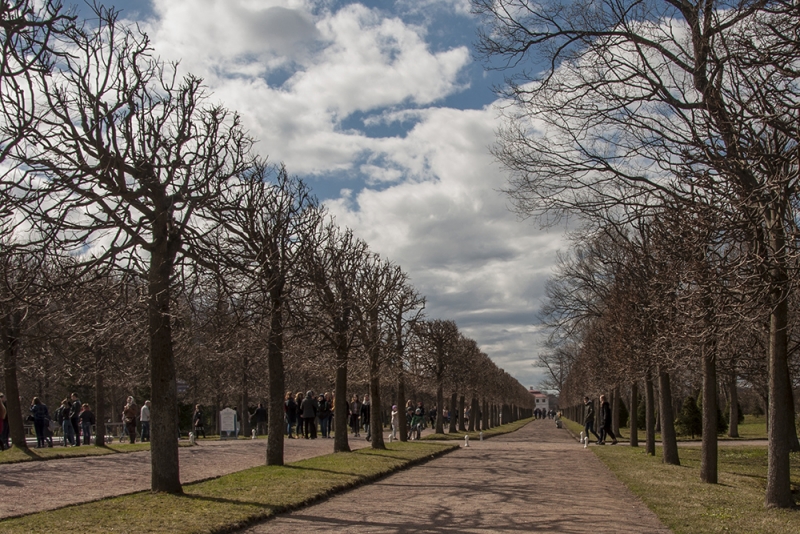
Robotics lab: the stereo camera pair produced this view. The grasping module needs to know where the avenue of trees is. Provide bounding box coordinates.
[473,0,800,508]
[0,2,534,495]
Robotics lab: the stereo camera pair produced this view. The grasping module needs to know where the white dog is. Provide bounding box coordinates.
[251,428,257,440]
[189,431,196,445]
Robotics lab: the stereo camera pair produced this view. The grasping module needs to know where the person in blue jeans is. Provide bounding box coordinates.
[59,399,75,446]
[79,403,95,445]
[583,396,601,444]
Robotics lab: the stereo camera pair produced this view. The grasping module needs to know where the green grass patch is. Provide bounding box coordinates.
[0,442,152,464]
[421,417,533,441]
[735,415,768,440]
[0,441,456,534]
[591,444,800,534]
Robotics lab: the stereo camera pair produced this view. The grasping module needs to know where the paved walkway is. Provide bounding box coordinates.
[241,419,671,533]
[0,434,380,519]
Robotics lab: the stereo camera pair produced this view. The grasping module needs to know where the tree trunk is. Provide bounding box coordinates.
[148,241,182,494]
[701,348,717,482]
[2,310,27,450]
[266,294,286,466]
[784,372,799,452]
[766,286,793,507]
[629,382,638,447]
[369,359,385,450]
[612,386,620,437]
[645,372,655,456]
[482,398,489,430]
[468,397,477,431]
[658,367,680,466]
[448,392,457,433]
[435,379,444,434]
[458,395,466,431]
[396,373,407,443]
[728,370,739,438]
[334,347,351,452]
[94,350,105,446]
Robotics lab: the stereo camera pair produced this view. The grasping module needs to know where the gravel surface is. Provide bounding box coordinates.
[240,419,672,534]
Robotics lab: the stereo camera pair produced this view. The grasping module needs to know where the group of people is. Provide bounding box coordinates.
[284,390,336,440]
[534,408,557,419]
[23,394,149,449]
[54,394,95,446]
[582,394,617,445]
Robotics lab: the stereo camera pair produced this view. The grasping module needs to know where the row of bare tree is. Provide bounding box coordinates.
[0,2,533,495]
[472,0,800,508]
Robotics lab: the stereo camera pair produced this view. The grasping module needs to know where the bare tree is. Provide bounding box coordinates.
[209,166,323,465]
[14,9,255,492]
[352,254,408,450]
[415,319,460,434]
[303,222,370,453]
[473,0,800,507]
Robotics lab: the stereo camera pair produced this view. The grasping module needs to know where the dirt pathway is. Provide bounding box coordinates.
[241,419,671,533]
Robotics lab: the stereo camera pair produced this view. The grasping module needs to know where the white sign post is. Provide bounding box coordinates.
[219,408,237,440]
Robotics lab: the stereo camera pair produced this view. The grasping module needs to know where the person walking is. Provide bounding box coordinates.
[0,393,8,450]
[140,400,151,442]
[70,393,82,446]
[599,394,618,445]
[390,404,399,441]
[317,394,330,438]
[192,404,206,439]
[349,395,361,437]
[79,403,95,445]
[360,394,371,441]
[253,402,267,436]
[284,392,297,438]
[410,401,424,440]
[0,393,6,451]
[294,392,304,438]
[29,397,50,449]
[583,396,602,445]
[300,391,317,439]
[122,397,138,444]
[57,399,75,446]
[325,392,334,438]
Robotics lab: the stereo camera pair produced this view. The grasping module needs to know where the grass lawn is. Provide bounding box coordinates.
[563,418,800,533]
[0,441,456,534]
[421,416,533,441]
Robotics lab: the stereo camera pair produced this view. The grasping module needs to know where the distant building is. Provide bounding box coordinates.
[529,387,549,413]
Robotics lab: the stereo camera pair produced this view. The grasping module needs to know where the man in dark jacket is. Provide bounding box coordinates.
[252,403,267,436]
[599,394,618,445]
[583,396,602,445]
[360,394,371,441]
[70,393,82,446]
[300,391,317,439]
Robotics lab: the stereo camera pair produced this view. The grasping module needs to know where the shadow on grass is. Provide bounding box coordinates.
[181,491,280,511]
[283,464,368,477]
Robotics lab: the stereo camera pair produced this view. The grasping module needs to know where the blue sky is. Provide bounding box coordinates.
[90,0,563,390]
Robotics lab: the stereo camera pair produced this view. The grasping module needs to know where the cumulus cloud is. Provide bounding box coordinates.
[128,0,559,389]
[326,105,565,388]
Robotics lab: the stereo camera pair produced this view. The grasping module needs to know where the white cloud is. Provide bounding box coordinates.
[139,1,470,176]
[326,105,565,389]
[129,0,560,389]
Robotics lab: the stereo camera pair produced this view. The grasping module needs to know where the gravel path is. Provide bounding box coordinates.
[240,419,671,534]
[0,434,377,519]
